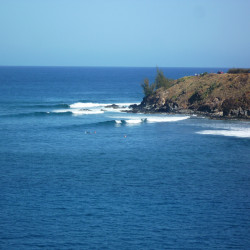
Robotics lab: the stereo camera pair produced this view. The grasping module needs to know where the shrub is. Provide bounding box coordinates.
[207,82,217,93]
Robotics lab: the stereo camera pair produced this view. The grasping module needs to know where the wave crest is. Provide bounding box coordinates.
[197,129,250,138]
[52,109,104,115]
[125,119,143,124]
[69,102,139,109]
[146,116,190,123]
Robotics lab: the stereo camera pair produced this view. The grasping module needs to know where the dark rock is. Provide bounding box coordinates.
[105,104,120,109]
[80,109,91,111]
[163,102,179,112]
[188,92,202,104]
[222,95,250,118]
[197,105,212,112]
[129,104,138,109]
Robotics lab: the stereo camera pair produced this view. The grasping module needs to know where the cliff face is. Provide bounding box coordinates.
[132,73,250,119]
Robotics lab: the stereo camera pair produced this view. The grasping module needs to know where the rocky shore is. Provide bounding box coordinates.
[130,73,250,120]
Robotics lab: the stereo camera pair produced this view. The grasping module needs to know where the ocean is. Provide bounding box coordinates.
[0,66,249,249]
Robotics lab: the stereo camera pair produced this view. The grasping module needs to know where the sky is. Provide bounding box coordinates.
[0,0,249,67]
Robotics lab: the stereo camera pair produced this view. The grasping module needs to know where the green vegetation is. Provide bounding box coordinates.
[141,78,156,97]
[227,68,250,74]
[207,82,217,93]
[176,78,185,84]
[200,72,208,77]
[141,69,174,96]
[155,69,173,89]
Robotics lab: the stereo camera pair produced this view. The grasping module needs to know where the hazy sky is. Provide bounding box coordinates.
[0,0,249,67]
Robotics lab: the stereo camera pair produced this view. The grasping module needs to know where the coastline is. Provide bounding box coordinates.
[129,72,250,121]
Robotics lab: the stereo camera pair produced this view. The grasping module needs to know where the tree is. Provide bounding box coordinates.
[141,78,156,97]
[141,68,174,97]
[155,68,173,89]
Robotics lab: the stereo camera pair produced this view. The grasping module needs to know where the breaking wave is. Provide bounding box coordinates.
[71,110,104,115]
[105,116,190,125]
[125,119,144,124]
[112,115,190,123]
[52,109,104,115]
[69,102,138,109]
[197,128,250,138]
[70,102,106,108]
[48,101,140,116]
[104,116,191,126]
[146,116,190,123]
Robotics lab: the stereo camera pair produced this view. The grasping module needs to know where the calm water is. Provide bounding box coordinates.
[0,67,249,249]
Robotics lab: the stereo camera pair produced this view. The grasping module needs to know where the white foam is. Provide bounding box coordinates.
[115,102,140,106]
[67,102,140,115]
[197,129,250,138]
[71,110,104,115]
[52,109,104,115]
[104,107,131,113]
[125,119,143,124]
[146,116,190,123]
[52,109,71,113]
[69,102,139,109]
[198,122,250,131]
[111,115,190,124]
[115,120,122,124]
[70,102,106,108]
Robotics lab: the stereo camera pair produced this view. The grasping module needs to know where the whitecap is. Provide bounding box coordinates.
[104,107,131,113]
[52,109,72,113]
[104,108,126,113]
[115,102,140,107]
[70,102,107,109]
[115,120,122,124]
[111,115,190,123]
[146,116,190,123]
[197,129,250,138]
[125,119,143,124]
[71,110,104,115]
[51,109,104,115]
[69,102,139,109]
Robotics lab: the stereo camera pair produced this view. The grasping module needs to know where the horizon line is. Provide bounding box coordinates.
[0,65,236,69]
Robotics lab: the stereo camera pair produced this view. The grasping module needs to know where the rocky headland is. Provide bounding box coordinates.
[130,73,250,119]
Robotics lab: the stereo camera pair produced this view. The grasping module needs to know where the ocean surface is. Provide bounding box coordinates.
[0,66,249,249]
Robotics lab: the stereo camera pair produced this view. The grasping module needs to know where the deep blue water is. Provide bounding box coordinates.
[0,67,249,249]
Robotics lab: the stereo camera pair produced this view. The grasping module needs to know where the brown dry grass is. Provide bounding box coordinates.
[154,73,250,108]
